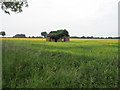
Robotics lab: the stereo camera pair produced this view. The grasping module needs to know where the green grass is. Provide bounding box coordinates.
[2,39,118,88]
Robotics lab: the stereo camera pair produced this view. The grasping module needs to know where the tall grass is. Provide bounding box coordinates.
[2,39,118,88]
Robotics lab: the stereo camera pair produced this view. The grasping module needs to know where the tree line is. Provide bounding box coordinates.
[0,31,119,39]
[70,36,120,39]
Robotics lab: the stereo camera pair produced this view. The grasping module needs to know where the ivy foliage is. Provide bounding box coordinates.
[49,29,69,39]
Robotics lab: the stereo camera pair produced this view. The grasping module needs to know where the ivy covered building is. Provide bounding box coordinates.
[46,29,70,42]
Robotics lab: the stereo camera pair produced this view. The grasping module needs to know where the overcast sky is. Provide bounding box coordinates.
[0,0,119,37]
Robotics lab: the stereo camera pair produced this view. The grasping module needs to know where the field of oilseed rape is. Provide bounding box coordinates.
[2,38,118,88]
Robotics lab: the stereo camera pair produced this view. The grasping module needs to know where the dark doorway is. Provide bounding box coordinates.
[55,39,57,42]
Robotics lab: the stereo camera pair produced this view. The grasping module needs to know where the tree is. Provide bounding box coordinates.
[0,1,28,14]
[108,37,112,39]
[41,32,47,38]
[81,36,85,38]
[32,36,35,38]
[0,31,6,37]
[91,36,93,38]
[13,34,26,38]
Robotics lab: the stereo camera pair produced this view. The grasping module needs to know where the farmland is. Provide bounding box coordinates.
[2,38,118,88]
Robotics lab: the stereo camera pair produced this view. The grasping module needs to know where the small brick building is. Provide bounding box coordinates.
[46,34,70,42]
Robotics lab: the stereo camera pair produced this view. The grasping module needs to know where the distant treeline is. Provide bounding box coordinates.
[1,34,120,39]
[70,36,120,39]
[12,34,43,38]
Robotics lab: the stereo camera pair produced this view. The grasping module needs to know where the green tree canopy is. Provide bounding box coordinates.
[0,31,6,37]
[41,32,47,38]
[1,1,28,14]
[13,34,26,38]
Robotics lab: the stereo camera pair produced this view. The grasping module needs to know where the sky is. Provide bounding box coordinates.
[0,0,119,37]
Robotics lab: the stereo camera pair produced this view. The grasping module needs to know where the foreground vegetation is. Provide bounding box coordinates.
[2,38,118,88]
